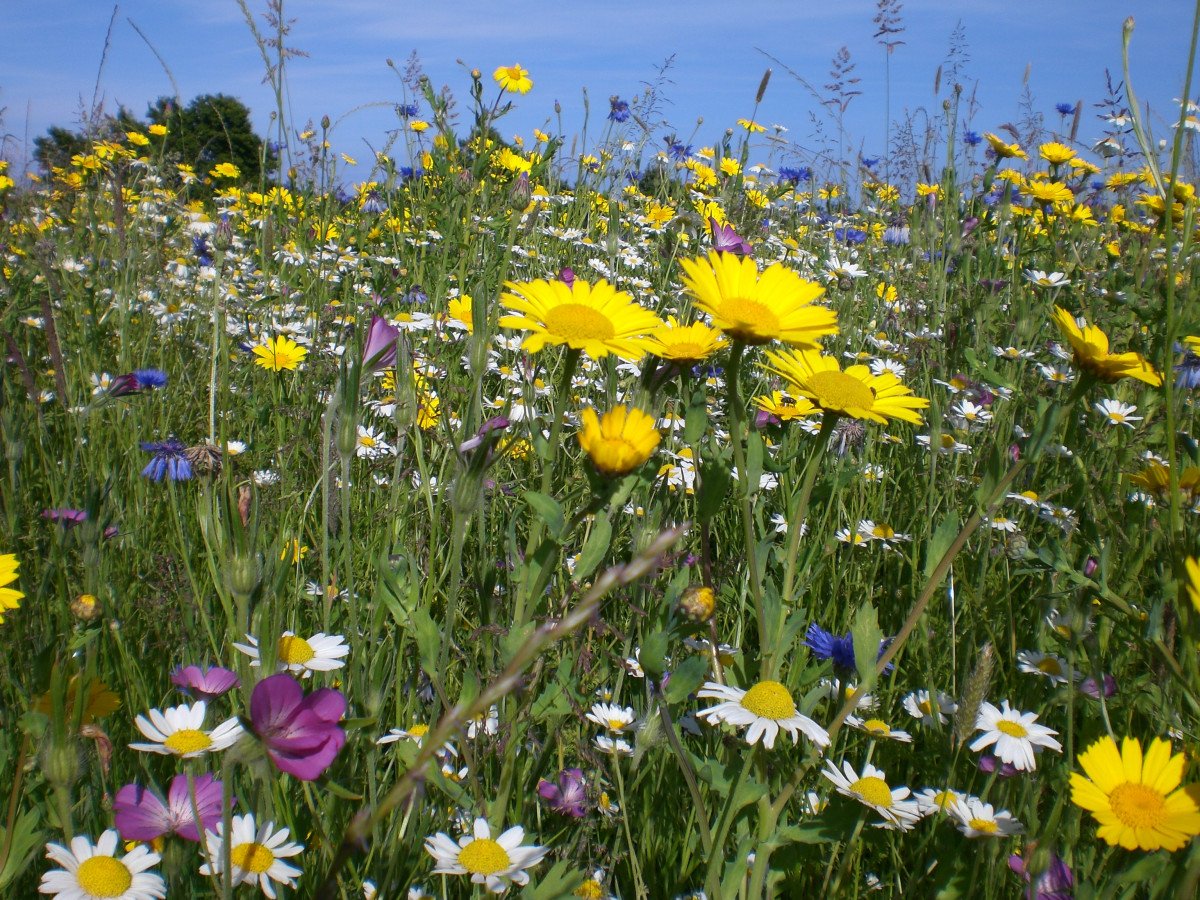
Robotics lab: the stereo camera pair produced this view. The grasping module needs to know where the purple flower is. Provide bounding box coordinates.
[362,315,400,373]
[559,267,576,289]
[709,218,751,256]
[537,768,588,818]
[250,673,346,781]
[1079,674,1117,699]
[42,508,88,527]
[979,755,1020,778]
[106,373,143,398]
[1009,851,1073,900]
[171,665,241,702]
[140,438,192,482]
[114,773,227,842]
[608,97,630,123]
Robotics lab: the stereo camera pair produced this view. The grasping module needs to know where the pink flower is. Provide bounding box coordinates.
[250,674,346,781]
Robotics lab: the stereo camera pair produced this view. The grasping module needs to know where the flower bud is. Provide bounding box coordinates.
[43,738,81,790]
[70,593,102,622]
[677,585,716,623]
[226,552,263,600]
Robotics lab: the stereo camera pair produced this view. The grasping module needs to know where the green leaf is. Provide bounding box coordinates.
[744,431,765,494]
[923,512,960,584]
[698,457,732,525]
[1025,397,1064,459]
[640,630,669,678]
[524,491,564,540]
[665,655,709,705]
[521,861,587,899]
[683,387,710,444]
[320,780,362,801]
[851,602,883,692]
[411,606,441,678]
[501,622,536,666]
[572,515,612,582]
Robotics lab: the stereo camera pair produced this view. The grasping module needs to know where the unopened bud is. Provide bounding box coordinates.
[70,593,102,622]
[677,585,716,623]
[321,115,331,131]
[226,552,262,600]
[509,172,532,209]
[43,738,81,790]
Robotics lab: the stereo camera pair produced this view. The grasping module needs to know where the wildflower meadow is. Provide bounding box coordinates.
[7,4,1200,898]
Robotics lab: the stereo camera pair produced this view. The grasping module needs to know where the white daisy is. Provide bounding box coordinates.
[984,514,1019,533]
[902,689,957,726]
[821,760,922,830]
[586,703,637,733]
[594,735,634,755]
[845,715,913,743]
[200,813,304,899]
[695,680,830,750]
[820,678,877,710]
[1016,650,1076,684]
[913,787,968,818]
[1093,398,1141,428]
[466,705,500,739]
[129,701,243,758]
[355,424,393,458]
[424,817,548,894]
[1023,269,1070,288]
[969,700,1062,771]
[377,723,457,758]
[835,527,871,548]
[233,632,349,676]
[951,399,993,429]
[40,829,165,899]
[856,520,911,548]
[1038,363,1075,384]
[951,797,1024,837]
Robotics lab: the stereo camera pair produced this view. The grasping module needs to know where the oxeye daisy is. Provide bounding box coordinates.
[762,348,929,425]
[846,715,913,743]
[969,700,1061,772]
[129,701,243,758]
[39,829,165,900]
[914,787,967,818]
[678,250,837,347]
[199,813,304,897]
[425,817,548,894]
[822,760,922,830]
[696,679,830,750]
[377,723,458,759]
[233,632,349,676]
[498,277,660,360]
[1070,735,1200,851]
[903,689,957,725]
[1094,398,1142,428]
[1016,650,1075,684]
[952,797,1024,837]
[586,702,637,733]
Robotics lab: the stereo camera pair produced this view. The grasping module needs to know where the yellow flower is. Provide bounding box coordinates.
[578,406,661,477]
[1071,735,1200,852]
[280,539,308,563]
[447,295,474,333]
[1025,181,1074,206]
[762,349,929,425]
[126,131,150,147]
[1051,306,1162,385]
[645,315,728,365]
[1127,461,1200,501]
[678,251,837,348]
[1039,142,1076,165]
[1185,557,1200,613]
[35,676,121,725]
[985,133,1027,159]
[210,162,241,179]
[493,63,533,94]
[753,390,818,421]
[0,553,24,623]
[643,201,675,229]
[499,277,660,360]
[737,118,766,133]
[148,124,168,137]
[409,120,430,133]
[252,335,309,372]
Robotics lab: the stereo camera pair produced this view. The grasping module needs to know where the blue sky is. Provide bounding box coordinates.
[2,1,1195,182]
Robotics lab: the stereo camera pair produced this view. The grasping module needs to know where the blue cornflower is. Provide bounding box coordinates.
[398,102,420,119]
[608,97,630,123]
[962,129,982,147]
[361,190,386,214]
[1056,102,1075,116]
[1176,348,1200,389]
[625,170,642,185]
[834,227,868,245]
[134,369,168,389]
[805,623,894,673]
[140,438,192,482]
[402,285,428,305]
[882,225,910,245]
[861,157,880,168]
[666,139,693,161]
[778,166,812,185]
[192,236,213,267]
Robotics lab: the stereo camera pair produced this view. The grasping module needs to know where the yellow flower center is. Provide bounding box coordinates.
[932,790,957,810]
[230,841,276,874]
[717,298,779,342]
[871,525,895,539]
[850,776,894,808]
[1109,782,1167,829]
[358,434,377,448]
[808,370,874,412]
[76,856,133,897]
[660,340,705,360]
[458,837,511,875]
[739,680,797,719]
[969,817,998,833]
[862,718,891,735]
[607,718,628,731]
[1036,659,1063,675]
[918,700,934,716]
[278,635,315,665]
[163,728,214,755]
[996,720,1028,739]
[575,879,605,900]
[544,303,615,341]
[408,723,429,738]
